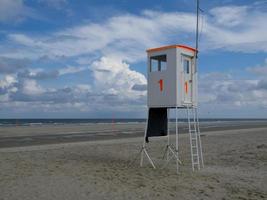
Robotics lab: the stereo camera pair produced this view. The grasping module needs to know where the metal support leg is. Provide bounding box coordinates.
[140,108,156,169]
[140,145,144,167]
[196,108,204,168]
[140,145,156,169]
[167,109,170,161]
[162,108,181,171]
[140,110,148,167]
[143,148,156,168]
[175,107,179,174]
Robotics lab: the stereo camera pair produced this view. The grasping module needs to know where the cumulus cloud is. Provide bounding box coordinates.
[91,56,146,100]
[0,73,91,104]
[199,72,267,108]
[1,3,267,116]
[0,75,17,93]
[0,75,17,102]
[21,79,45,95]
[0,56,147,112]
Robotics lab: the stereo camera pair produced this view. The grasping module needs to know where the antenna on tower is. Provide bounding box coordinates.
[195,0,200,59]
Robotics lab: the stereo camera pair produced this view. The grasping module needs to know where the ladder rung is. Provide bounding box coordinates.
[189,130,197,133]
[189,131,197,134]
[190,134,197,136]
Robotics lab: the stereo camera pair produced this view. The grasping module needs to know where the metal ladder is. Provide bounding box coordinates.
[186,107,204,171]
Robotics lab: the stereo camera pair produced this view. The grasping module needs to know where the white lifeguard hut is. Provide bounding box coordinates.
[147,45,197,108]
[139,0,204,173]
[140,44,204,172]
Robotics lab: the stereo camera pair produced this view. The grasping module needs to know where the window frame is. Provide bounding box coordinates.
[181,54,195,74]
[150,54,167,72]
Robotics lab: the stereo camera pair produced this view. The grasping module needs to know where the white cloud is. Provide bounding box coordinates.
[1,3,267,116]
[209,6,247,27]
[204,5,267,52]
[0,0,35,23]
[0,56,147,114]
[91,56,146,99]
[247,58,267,76]
[0,75,17,89]
[2,4,266,64]
[74,84,91,93]
[8,34,37,46]
[16,65,88,80]
[0,0,24,22]
[4,11,197,61]
[58,66,87,76]
[0,75,17,102]
[22,79,44,95]
[199,72,267,108]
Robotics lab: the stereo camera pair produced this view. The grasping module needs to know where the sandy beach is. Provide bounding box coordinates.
[0,124,266,200]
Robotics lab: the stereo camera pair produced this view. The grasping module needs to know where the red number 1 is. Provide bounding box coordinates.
[158,79,163,92]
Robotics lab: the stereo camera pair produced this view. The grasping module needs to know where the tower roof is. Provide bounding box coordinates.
[146,44,196,53]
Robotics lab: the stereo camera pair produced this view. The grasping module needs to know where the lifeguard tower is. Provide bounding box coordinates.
[140,44,204,172]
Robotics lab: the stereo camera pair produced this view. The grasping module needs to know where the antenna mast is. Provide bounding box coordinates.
[195,0,200,58]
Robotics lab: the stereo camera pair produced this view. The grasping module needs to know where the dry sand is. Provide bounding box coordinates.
[0,127,266,200]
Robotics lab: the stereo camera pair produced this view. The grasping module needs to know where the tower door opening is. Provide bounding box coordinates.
[182,56,193,104]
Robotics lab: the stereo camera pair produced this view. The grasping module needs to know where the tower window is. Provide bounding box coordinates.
[150,55,167,72]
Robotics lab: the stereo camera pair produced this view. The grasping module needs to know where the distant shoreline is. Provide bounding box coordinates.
[0,118,267,127]
[1,120,267,148]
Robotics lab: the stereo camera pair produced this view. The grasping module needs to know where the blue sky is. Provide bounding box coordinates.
[0,0,267,118]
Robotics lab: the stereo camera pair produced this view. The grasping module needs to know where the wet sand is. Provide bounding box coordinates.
[1,121,267,148]
[0,124,266,200]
